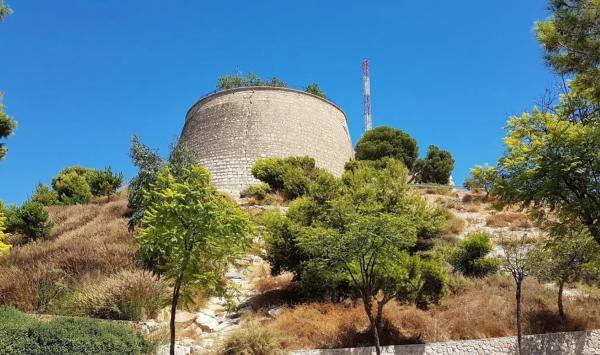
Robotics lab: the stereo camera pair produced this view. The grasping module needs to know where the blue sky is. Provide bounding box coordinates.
[0,0,555,204]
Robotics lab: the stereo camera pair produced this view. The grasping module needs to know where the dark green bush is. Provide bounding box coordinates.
[261,211,309,278]
[0,306,153,355]
[5,201,52,242]
[31,184,59,206]
[305,83,325,98]
[243,183,271,200]
[414,259,449,309]
[354,126,419,169]
[251,156,317,199]
[413,145,455,184]
[217,72,287,90]
[89,167,124,198]
[448,231,501,277]
[251,158,288,189]
[52,170,93,204]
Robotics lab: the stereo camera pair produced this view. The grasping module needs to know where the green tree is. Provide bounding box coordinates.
[264,158,447,353]
[463,164,498,196]
[5,201,53,242]
[128,135,196,230]
[137,166,253,355]
[496,109,600,243]
[0,0,11,22]
[528,228,600,319]
[501,235,532,355]
[0,202,10,255]
[448,231,501,277]
[52,170,93,205]
[354,126,419,169]
[412,145,454,184]
[89,167,124,199]
[0,94,16,161]
[305,83,325,98]
[536,0,600,109]
[31,184,59,206]
[1,5,15,160]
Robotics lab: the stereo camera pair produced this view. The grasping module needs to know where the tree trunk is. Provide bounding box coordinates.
[558,280,565,320]
[515,280,522,355]
[363,299,381,355]
[170,273,184,355]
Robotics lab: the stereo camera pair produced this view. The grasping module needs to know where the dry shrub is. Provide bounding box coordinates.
[268,302,368,349]
[213,323,292,355]
[446,213,466,235]
[486,212,533,229]
[0,198,138,312]
[435,197,463,211]
[246,284,303,311]
[254,274,293,294]
[267,275,600,349]
[462,193,487,204]
[424,186,452,196]
[465,204,481,213]
[63,269,169,321]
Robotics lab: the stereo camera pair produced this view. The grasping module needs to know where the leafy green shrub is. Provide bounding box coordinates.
[5,201,52,242]
[242,183,271,200]
[63,270,169,321]
[413,145,455,184]
[52,170,93,204]
[305,83,325,98]
[282,168,311,199]
[217,72,287,90]
[31,184,59,206]
[0,306,152,355]
[251,158,288,189]
[413,259,449,309]
[354,126,418,169]
[89,167,124,198]
[251,156,318,199]
[213,324,290,355]
[448,231,501,277]
[0,202,10,255]
[261,211,309,278]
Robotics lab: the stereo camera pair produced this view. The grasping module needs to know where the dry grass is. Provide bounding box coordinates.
[0,198,139,312]
[446,213,466,235]
[423,186,453,196]
[250,263,294,294]
[486,212,533,229]
[212,322,292,355]
[461,193,488,204]
[61,269,169,321]
[267,275,600,349]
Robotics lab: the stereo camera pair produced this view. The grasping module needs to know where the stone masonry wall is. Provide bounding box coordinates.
[179,87,354,196]
[291,330,600,355]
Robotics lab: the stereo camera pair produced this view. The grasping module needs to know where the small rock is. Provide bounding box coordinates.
[175,310,197,323]
[195,311,220,332]
[268,306,285,318]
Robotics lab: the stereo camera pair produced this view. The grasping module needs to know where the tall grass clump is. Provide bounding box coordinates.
[213,324,291,355]
[63,269,169,321]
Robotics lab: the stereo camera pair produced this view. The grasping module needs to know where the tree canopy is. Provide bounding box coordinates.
[262,158,448,353]
[137,166,253,355]
[0,94,16,161]
[413,145,455,184]
[354,126,419,170]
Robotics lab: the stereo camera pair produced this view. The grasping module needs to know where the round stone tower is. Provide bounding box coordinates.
[179,86,353,196]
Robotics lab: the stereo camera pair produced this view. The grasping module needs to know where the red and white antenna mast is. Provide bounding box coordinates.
[362,58,372,131]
